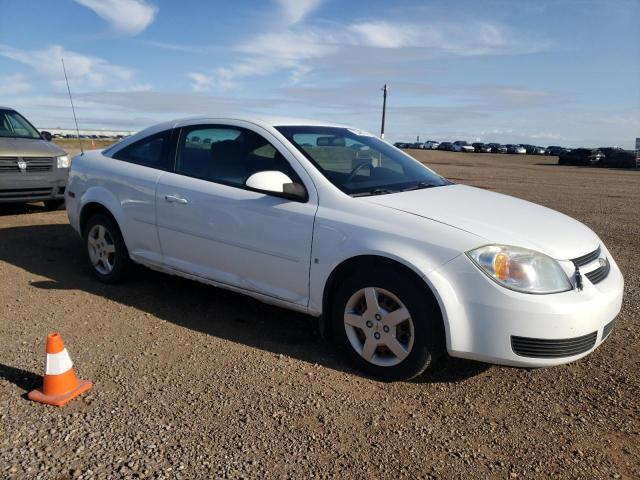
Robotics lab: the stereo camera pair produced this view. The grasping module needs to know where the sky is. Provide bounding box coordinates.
[0,0,638,148]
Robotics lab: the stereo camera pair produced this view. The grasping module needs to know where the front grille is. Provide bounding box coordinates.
[0,157,19,173]
[0,157,54,174]
[511,331,597,358]
[602,319,615,341]
[23,157,54,172]
[0,188,52,198]
[572,246,601,267]
[585,259,610,285]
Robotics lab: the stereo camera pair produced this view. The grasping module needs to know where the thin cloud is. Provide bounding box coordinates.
[188,73,214,92]
[0,44,138,91]
[74,0,158,35]
[206,17,548,89]
[0,74,32,95]
[349,22,421,48]
[196,29,337,90]
[275,0,324,25]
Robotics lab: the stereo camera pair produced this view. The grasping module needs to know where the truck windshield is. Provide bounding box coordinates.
[276,126,449,196]
[0,109,42,139]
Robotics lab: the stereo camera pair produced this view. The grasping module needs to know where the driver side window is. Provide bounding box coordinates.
[175,125,299,189]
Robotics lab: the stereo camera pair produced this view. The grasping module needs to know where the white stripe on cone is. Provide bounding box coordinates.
[45,348,73,375]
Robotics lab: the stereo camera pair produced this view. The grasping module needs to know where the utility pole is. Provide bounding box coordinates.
[380,83,388,139]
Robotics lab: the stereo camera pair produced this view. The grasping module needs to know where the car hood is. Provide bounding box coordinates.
[362,184,599,260]
[0,137,66,157]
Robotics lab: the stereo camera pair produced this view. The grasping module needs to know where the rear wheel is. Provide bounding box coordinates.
[331,268,444,381]
[83,213,131,283]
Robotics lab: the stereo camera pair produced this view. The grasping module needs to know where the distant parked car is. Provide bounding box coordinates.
[522,144,547,155]
[472,142,492,153]
[424,140,440,150]
[506,144,526,154]
[599,148,640,168]
[438,142,453,151]
[452,141,475,153]
[0,107,69,209]
[547,146,570,156]
[413,142,425,150]
[487,143,507,154]
[534,146,549,155]
[558,148,604,166]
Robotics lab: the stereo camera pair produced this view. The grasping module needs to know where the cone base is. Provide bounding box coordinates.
[27,379,93,407]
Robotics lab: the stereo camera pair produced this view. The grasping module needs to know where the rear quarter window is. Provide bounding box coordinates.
[112,130,172,170]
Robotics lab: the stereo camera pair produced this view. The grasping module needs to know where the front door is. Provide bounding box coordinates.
[155,123,317,307]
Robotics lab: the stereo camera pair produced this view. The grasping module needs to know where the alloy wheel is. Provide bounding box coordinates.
[343,287,415,367]
[87,224,116,275]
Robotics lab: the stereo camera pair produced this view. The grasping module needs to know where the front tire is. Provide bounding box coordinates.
[331,268,444,381]
[83,213,131,284]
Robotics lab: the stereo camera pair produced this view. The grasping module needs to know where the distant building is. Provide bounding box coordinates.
[40,127,135,138]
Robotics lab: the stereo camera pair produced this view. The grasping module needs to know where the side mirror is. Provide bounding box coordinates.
[245,171,307,201]
[41,131,52,142]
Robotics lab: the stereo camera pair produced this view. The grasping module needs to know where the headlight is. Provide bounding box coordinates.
[466,245,571,294]
[57,155,70,168]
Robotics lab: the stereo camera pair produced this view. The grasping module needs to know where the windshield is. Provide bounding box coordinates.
[276,126,449,196]
[0,109,41,139]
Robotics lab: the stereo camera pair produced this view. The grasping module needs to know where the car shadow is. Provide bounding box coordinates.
[0,223,489,384]
[0,203,49,217]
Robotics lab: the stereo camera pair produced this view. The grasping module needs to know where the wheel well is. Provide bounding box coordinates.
[79,202,118,238]
[320,255,442,339]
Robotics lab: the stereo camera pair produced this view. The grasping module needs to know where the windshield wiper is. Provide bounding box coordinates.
[350,188,397,197]
[401,181,439,192]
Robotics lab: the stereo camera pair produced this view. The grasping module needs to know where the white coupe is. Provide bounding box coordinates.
[66,117,623,380]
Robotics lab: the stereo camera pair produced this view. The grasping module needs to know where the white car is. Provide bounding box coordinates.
[424,140,440,150]
[452,141,475,153]
[65,117,623,381]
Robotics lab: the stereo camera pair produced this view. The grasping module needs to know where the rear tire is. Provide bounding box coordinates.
[83,213,131,284]
[331,268,444,381]
[43,199,64,211]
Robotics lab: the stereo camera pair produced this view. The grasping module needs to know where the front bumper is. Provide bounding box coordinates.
[426,246,624,367]
[0,171,68,203]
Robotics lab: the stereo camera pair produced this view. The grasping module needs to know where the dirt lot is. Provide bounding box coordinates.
[1,150,638,479]
[54,139,115,154]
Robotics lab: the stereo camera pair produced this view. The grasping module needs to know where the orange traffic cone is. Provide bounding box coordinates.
[27,333,92,407]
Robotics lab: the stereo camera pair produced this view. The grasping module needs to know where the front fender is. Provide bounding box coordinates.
[308,206,483,317]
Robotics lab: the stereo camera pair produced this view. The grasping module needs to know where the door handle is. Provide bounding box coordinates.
[164,194,188,204]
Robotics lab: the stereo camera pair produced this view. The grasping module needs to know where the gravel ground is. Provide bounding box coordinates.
[1,151,638,479]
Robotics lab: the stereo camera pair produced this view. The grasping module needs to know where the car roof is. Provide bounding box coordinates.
[169,115,350,129]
